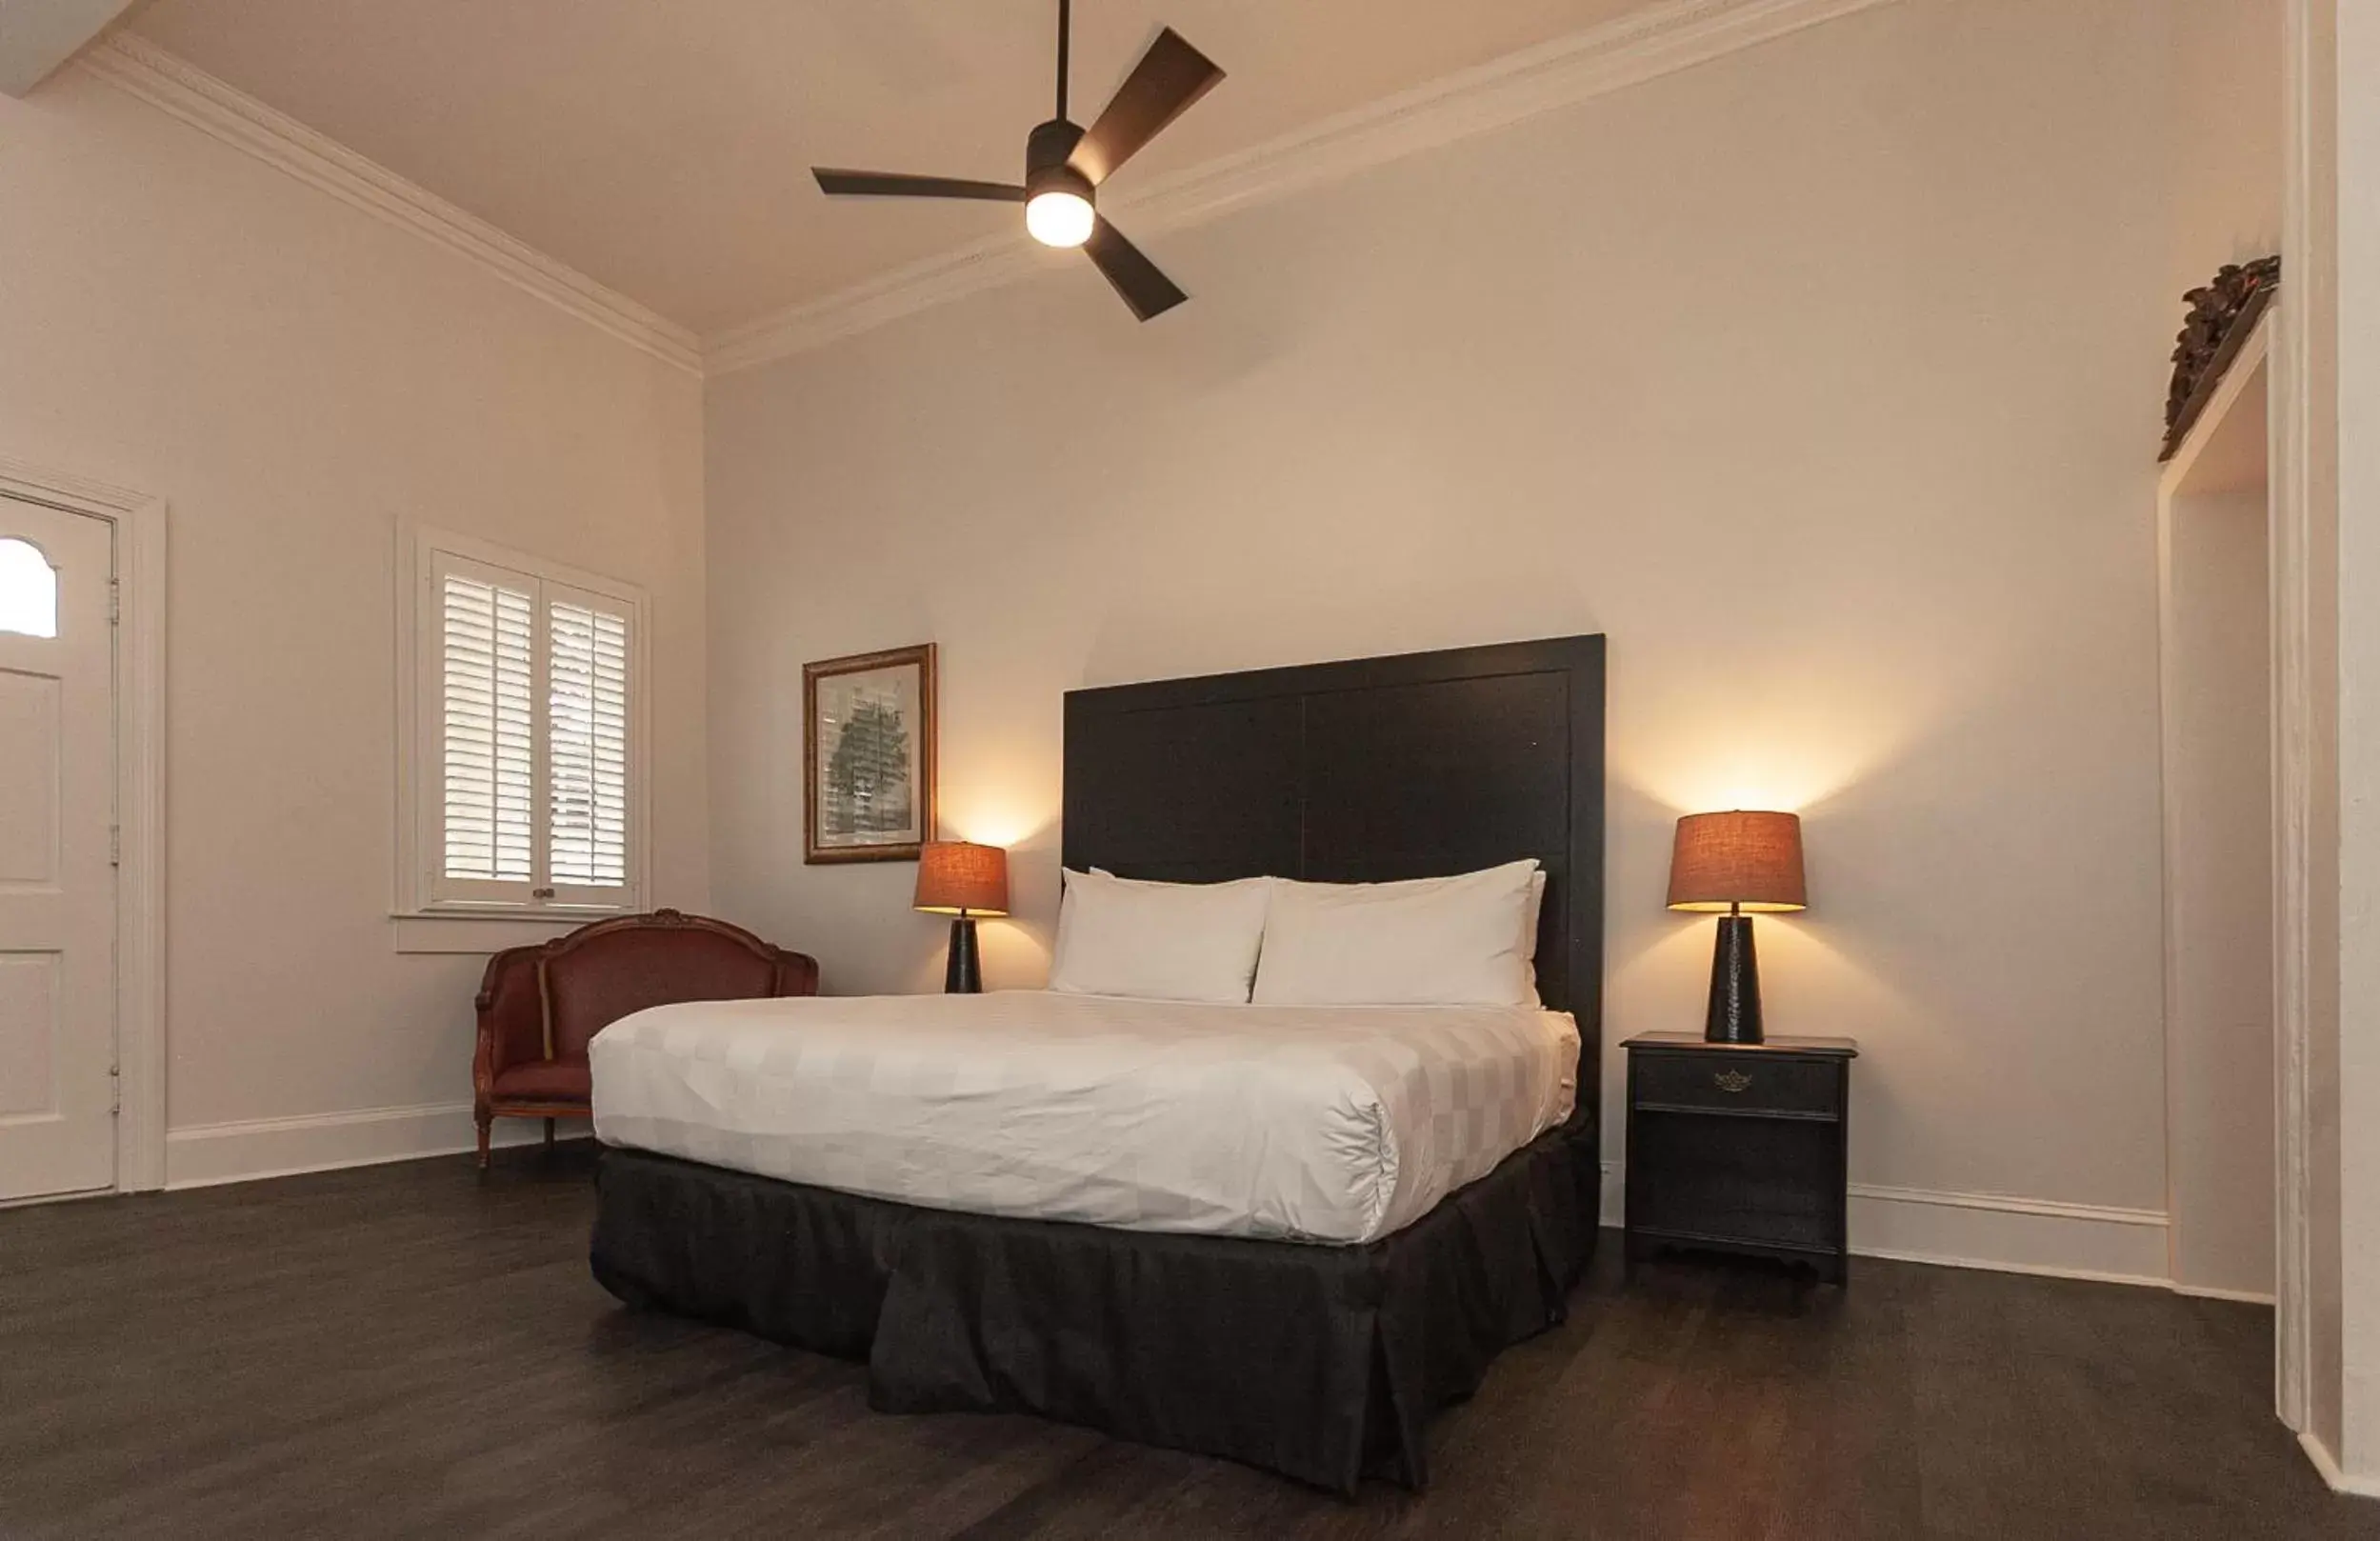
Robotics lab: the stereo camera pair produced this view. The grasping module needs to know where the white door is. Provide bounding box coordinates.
[0,498,116,1200]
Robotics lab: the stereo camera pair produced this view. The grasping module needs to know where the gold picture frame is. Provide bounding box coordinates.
[803,644,936,865]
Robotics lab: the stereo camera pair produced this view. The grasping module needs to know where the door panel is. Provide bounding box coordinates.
[0,500,115,1199]
[0,670,61,884]
[0,952,60,1118]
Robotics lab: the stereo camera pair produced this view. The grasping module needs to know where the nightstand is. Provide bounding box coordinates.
[1623,1032,1858,1284]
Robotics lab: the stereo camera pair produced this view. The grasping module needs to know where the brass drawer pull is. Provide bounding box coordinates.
[1713,1070,1752,1093]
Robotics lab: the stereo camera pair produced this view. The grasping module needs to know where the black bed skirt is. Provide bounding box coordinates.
[589,1114,1601,1495]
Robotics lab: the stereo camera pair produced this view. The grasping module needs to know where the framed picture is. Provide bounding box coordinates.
[803,644,936,864]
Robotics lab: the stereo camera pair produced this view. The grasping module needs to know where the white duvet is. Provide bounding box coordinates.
[589,990,1579,1245]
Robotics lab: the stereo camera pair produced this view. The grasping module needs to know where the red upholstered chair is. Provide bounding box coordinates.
[471,910,818,1166]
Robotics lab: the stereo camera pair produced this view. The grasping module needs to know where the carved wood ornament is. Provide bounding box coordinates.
[2162,254,2280,461]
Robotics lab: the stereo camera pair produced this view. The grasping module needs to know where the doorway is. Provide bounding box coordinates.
[0,460,165,1201]
[0,497,117,1200]
[2157,317,2278,1304]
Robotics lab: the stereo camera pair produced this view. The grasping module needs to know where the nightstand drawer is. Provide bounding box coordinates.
[1632,1052,1839,1118]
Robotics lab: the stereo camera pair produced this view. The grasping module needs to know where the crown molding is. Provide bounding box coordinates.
[707,0,1901,374]
[77,33,704,375]
[72,0,1897,379]
[706,231,1058,374]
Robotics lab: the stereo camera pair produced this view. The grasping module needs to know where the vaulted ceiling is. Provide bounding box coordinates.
[124,0,1660,333]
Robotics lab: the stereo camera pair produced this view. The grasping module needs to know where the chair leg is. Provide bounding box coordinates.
[543,1116,556,1149]
[476,1114,491,1170]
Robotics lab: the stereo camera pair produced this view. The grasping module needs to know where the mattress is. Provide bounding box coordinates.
[589,990,1579,1245]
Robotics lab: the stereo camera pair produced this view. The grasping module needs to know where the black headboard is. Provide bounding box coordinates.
[1062,635,1605,1098]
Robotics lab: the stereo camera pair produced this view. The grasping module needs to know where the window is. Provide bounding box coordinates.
[0,538,58,638]
[399,529,645,916]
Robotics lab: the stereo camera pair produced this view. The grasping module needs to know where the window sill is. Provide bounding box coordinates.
[390,912,617,955]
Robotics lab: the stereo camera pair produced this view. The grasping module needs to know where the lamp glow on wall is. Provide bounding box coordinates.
[914,840,1010,993]
[1668,811,1807,1043]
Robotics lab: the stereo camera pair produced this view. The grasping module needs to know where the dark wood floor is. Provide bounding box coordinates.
[0,1146,2370,1540]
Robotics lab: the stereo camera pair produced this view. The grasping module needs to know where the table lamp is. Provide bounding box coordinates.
[913,840,1009,993]
[1667,811,1807,1043]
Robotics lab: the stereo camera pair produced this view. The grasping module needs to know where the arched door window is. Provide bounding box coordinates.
[0,538,58,638]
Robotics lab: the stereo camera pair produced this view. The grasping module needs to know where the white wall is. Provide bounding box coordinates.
[2172,0,2283,296]
[2312,0,2380,1488]
[2281,0,2350,1478]
[2156,0,2282,1304]
[707,0,2205,1271]
[2159,0,2286,1323]
[0,67,709,1180]
[2163,480,2275,1297]
[2339,0,2380,1473]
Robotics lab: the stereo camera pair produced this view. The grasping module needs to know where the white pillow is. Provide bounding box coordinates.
[1050,869,1271,1003]
[1264,866,1549,1001]
[1522,868,1548,1003]
[1253,860,1542,1008]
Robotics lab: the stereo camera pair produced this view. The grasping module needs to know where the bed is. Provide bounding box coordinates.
[588,634,1607,1493]
[592,991,1580,1243]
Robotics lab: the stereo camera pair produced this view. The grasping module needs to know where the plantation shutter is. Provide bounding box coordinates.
[430,555,537,904]
[419,548,639,912]
[546,585,631,901]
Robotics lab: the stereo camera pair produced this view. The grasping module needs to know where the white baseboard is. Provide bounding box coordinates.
[1596,1160,2258,1297]
[164,1101,586,1190]
[2170,1281,2281,1306]
[1846,1180,2170,1285]
[2299,1430,2380,1499]
[146,1131,2280,1312]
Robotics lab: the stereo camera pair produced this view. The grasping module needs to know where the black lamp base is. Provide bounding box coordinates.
[1704,914,1764,1044]
[944,916,982,994]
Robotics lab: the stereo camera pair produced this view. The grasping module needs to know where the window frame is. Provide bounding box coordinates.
[394,524,650,922]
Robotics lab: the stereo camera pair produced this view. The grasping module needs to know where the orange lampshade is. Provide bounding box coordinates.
[1667,811,1807,912]
[913,840,1010,917]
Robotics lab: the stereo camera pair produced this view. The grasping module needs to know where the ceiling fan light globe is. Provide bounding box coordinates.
[1027,190,1095,248]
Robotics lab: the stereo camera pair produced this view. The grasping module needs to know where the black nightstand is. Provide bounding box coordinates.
[1623,1032,1858,1284]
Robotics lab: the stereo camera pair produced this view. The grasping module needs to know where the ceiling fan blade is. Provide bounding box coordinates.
[1084,217,1187,321]
[812,169,1027,201]
[1067,29,1224,186]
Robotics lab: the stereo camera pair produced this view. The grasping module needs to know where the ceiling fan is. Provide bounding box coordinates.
[811,0,1225,321]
